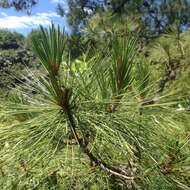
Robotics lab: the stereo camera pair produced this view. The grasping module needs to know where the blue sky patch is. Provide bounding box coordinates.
[0,0,69,35]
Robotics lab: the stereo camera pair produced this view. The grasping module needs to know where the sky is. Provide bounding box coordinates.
[0,0,69,36]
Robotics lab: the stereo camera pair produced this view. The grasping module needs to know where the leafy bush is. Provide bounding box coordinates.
[0,29,24,49]
[0,29,37,93]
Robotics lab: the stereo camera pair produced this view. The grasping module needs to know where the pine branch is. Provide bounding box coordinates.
[66,108,134,181]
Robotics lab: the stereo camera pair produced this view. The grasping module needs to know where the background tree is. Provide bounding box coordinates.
[0,0,38,14]
[56,0,190,36]
[54,0,190,58]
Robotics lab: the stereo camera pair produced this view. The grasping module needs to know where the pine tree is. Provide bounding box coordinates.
[0,24,189,189]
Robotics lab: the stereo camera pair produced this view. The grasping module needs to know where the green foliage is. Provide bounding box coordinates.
[109,37,136,103]
[55,0,190,37]
[134,59,150,100]
[51,0,190,60]
[0,29,38,96]
[25,29,42,49]
[0,24,189,190]
[0,29,24,49]
[32,24,65,76]
[147,29,190,95]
